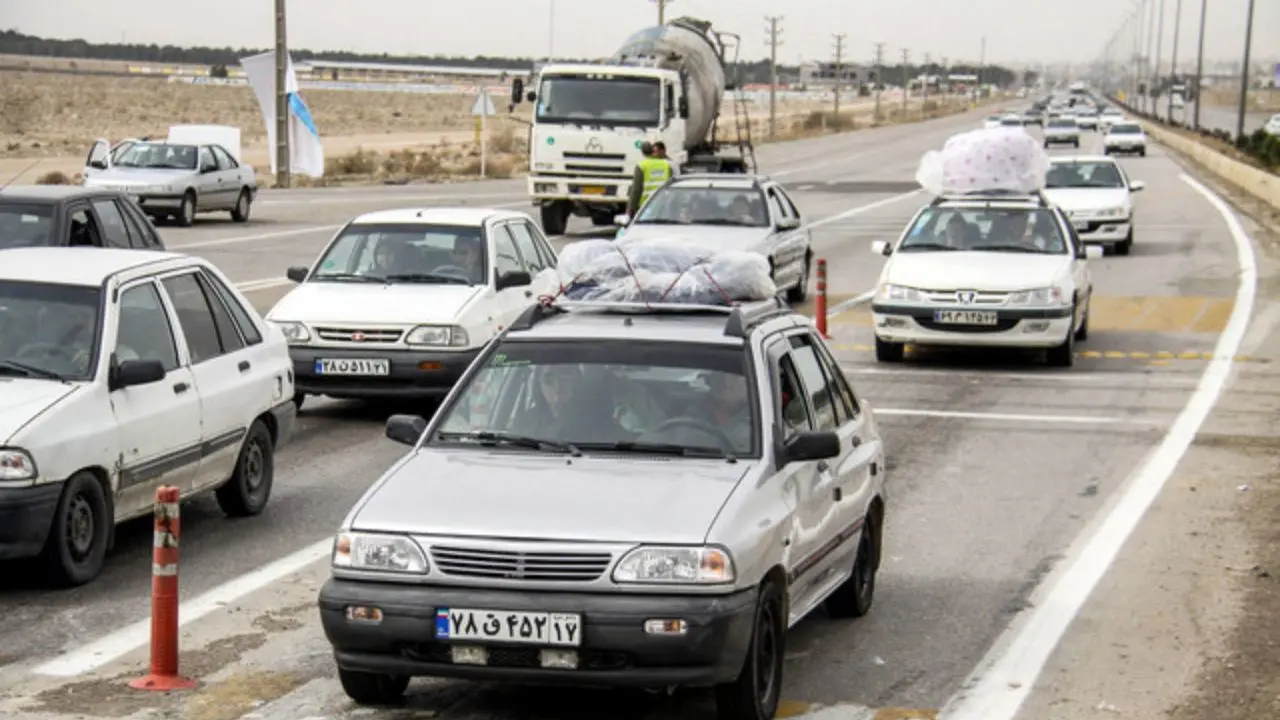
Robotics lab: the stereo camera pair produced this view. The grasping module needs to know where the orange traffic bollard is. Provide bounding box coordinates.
[129,485,197,691]
[814,258,828,338]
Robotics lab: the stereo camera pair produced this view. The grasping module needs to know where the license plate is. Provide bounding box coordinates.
[435,607,582,646]
[1073,221,1090,231]
[579,186,606,195]
[314,358,390,376]
[934,310,998,325]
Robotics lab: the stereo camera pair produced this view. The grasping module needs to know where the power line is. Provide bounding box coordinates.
[765,16,783,139]
[873,42,885,120]
[833,33,847,120]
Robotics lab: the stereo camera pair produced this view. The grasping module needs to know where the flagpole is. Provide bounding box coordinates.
[274,0,291,187]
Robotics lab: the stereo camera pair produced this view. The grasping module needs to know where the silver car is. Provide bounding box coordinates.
[615,174,813,303]
[318,298,888,720]
[82,139,256,226]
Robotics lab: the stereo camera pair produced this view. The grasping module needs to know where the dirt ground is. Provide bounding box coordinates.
[1204,87,1280,113]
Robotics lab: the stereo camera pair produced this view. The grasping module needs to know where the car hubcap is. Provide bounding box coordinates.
[67,494,95,559]
[244,440,265,493]
[755,602,778,708]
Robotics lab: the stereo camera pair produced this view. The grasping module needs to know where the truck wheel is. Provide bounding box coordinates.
[540,202,569,236]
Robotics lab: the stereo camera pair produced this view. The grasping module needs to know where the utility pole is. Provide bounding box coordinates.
[1191,0,1207,129]
[1166,0,1182,121]
[873,42,885,120]
[901,48,910,114]
[1132,2,1143,104]
[922,53,931,104]
[1236,0,1255,140]
[978,35,986,97]
[273,0,290,188]
[832,33,847,121]
[1145,0,1157,110]
[765,16,782,139]
[652,0,670,25]
[1153,0,1166,110]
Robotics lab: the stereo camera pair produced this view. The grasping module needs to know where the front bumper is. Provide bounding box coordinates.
[871,303,1074,349]
[0,483,63,561]
[528,176,631,205]
[1068,218,1132,244]
[133,193,187,214]
[318,578,756,687]
[290,346,482,400]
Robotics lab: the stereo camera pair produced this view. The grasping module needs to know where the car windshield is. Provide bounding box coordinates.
[898,206,1068,255]
[0,203,54,249]
[431,339,759,458]
[1000,118,1021,125]
[310,223,489,285]
[635,185,770,227]
[536,75,660,126]
[1048,120,1076,128]
[0,280,102,381]
[1045,161,1125,189]
[1110,124,1141,134]
[112,143,198,170]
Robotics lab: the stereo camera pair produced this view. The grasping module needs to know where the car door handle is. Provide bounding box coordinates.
[833,486,843,502]
[524,290,533,298]
[173,382,189,394]
[238,360,251,372]
[850,436,862,448]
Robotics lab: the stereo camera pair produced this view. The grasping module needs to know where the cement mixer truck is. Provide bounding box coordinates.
[508,17,757,235]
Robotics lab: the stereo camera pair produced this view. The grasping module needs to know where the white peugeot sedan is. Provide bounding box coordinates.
[0,248,295,585]
[868,192,1102,367]
[269,208,560,408]
[1043,156,1145,256]
[1103,122,1147,156]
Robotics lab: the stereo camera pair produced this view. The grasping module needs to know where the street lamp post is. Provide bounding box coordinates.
[1166,0,1182,122]
[1236,0,1256,140]
[1191,0,1207,129]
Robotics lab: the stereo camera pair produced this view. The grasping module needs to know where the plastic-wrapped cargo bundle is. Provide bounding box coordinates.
[915,126,1049,196]
[554,236,777,304]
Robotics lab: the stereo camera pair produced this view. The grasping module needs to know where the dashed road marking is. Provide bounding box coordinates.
[827,342,1263,363]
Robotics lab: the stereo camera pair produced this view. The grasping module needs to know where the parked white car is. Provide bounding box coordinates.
[868,192,1101,367]
[0,248,295,585]
[1043,117,1081,148]
[269,208,560,407]
[1264,113,1280,137]
[1103,122,1147,156]
[1043,156,1145,256]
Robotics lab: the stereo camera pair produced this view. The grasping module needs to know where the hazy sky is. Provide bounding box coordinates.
[2,0,1275,67]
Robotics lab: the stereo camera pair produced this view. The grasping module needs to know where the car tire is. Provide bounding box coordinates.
[824,509,879,618]
[1046,308,1076,367]
[1074,302,1090,341]
[337,667,410,705]
[39,471,111,587]
[176,190,197,227]
[1138,148,1147,157]
[785,254,810,304]
[1073,139,1080,148]
[215,420,275,517]
[293,392,306,412]
[1114,229,1133,256]
[874,336,904,363]
[1043,141,1050,148]
[714,581,785,720]
[231,188,252,222]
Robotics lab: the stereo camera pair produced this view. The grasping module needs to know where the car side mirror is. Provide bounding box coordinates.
[1128,180,1145,192]
[201,164,217,174]
[286,266,309,283]
[109,358,166,392]
[385,414,428,446]
[495,269,532,291]
[870,240,892,256]
[781,430,841,464]
[776,217,801,231]
[1085,245,1104,259]
[614,213,631,226]
[89,160,107,170]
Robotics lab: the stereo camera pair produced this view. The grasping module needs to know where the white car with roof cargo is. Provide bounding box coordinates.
[614,173,813,302]
[1042,155,1145,256]
[869,190,1100,367]
[269,207,560,407]
[1102,121,1147,156]
[0,248,294,586]
[81,125,257,226]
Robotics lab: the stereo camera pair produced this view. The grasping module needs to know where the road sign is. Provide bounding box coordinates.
[472,89,496,117]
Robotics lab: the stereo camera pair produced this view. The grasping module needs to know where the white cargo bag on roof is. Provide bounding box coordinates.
[915,126,1049,196]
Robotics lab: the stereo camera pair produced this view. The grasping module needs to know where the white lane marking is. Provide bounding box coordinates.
[32,538,332,678]
[236,277,293,292]
[873,408,1130,424]
[939,173,1256,720]
[828,290,875,316]
[802,190,923,233]
[844,366,1201,386]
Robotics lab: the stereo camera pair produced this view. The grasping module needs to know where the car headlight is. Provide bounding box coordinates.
[612,545,735,585]
[332,532,428,574]
[1007,287,1066,306]
[269,320,311,344]
[406,325,469,347]
[875,284,925,303]
[0,448,37,484]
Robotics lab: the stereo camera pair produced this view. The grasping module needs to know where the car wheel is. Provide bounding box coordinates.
[874,336,904,363]
[785,254,810,304]
[1114,229,1133,256]
[1074,302,1090,341]
[1046,306,1076,367]
[293,392,306,412]
[714,581,785,720]
[176,190,197,227]
[39,471,111,587]
[1139,148,1146,157]
[231,188,252,222]
[825,509,879,618]
[338,667,410,705]
[215,420,275,517]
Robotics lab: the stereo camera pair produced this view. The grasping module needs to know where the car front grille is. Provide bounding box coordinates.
[313,326,403,343]
[429,545,613,582]
[919,290,1009,306]
[916,318,1021,333]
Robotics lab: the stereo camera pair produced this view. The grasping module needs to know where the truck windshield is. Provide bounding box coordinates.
[536,76,661,126]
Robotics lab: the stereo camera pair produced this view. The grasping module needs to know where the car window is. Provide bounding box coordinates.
[431,339,759,457]
[198,147,217,172]
[160,273,230,363]
[67,206,104,247]
[776,355,811,435]
[493,230,522,279]
[312,223,488,286]
[634,184,770,228]
[195,272,246,353]
[764,188,787,224]
[116,281,179,371]
[90,199,131,248]
[211,145,238,170]
[0,203,54,249]
[115,143,198,170]
[788,341,838,431]
[201,269,263,345]
[526,221,558,267]
[901,206,1068,255]
[775,186,802,219]
[0,279,102,380]
[810,333,860,420]
[117,199,161,249]
[503,222,547,273]
[1045,161,1124,189]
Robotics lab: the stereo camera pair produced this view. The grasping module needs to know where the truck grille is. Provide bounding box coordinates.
[564,164,626,175]
[429,545,612,582]
[314,326,403,343]
[563,151,626,161]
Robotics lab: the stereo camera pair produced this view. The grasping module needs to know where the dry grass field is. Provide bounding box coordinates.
[1205,86,1280,112]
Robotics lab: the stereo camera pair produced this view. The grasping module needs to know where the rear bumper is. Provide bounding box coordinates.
[0,483,62,561]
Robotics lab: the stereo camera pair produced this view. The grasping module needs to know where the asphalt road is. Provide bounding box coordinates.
[0,110,1252,719]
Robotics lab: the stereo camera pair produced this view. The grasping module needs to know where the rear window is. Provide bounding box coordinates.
[0,202,54,249]
[1048,119,1076,128]
[1110,124,1141,134]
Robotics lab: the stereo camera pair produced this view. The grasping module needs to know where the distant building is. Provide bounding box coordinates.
[798,61,870,84]
[298,59,523,83]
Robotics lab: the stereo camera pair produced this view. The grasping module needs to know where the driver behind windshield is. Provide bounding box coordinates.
[701,371,751,449]
[369,240,406,275]
[445,236,484,284]
[727,195,766,225]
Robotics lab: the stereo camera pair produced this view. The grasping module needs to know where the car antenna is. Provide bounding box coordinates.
[0,159,42,190]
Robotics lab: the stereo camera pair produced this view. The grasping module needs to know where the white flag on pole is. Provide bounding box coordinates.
[240,50,325,178]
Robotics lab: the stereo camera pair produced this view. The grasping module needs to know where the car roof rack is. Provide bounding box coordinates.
[507,296,794,338]
[932,188,1051,208]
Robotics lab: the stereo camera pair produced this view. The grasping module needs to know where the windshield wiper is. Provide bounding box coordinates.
[435,430,582,456]
[969,244,1044,253]
[311,272,386,283]
[385,273,471,285]
[693,218,756,226]
[577,440,735,462]
[0,360,65,380]
[634,218,688,225]
[898,243,959,252]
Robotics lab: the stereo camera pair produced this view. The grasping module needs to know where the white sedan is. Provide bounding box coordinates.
[868,192,1102,367]
[1043,156,1145,256]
